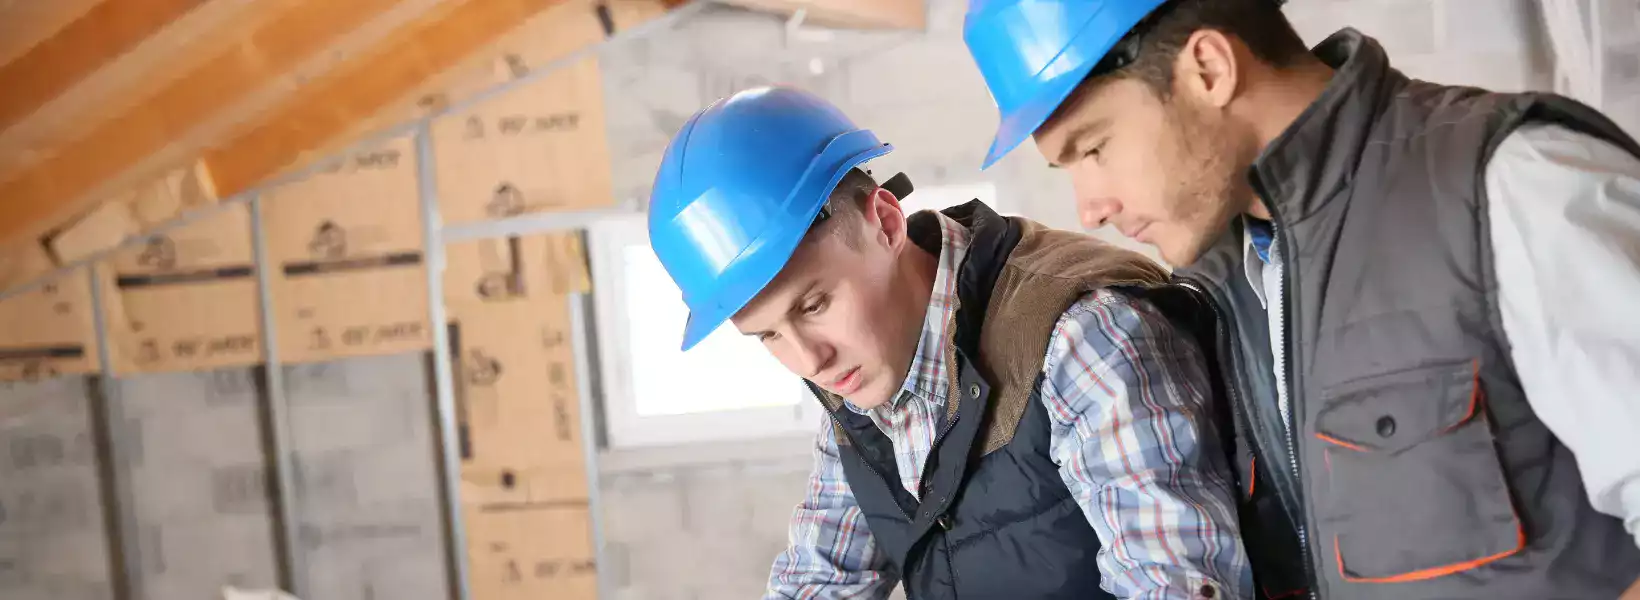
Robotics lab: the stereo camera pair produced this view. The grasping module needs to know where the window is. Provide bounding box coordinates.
[588,215,823,448]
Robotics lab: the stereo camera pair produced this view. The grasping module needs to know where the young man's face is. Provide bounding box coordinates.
[730,189,924,411]
[1031,36,1250,266]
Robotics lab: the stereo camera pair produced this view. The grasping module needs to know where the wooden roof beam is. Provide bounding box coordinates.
[0,0,212,133]
[201,0,602,195]
[0,0,421,245]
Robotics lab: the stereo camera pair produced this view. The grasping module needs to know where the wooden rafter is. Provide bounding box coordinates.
[0,0,212,134]
[213,0,677,183]
[200,0,595,196]
[0,0,414,245]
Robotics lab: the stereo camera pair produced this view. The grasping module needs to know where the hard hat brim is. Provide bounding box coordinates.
[979,43,1105,170]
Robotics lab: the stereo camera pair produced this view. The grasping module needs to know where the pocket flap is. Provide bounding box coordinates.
[1315,360,1480,454]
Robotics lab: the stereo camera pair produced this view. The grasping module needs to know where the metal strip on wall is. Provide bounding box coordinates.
[250,194,306,596]
[416,123,473,600]
[87,265,144,600]
[568,292,610,599]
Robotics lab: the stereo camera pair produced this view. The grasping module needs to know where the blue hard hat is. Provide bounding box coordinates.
[964,0,1169,168]
[648,87,893,351]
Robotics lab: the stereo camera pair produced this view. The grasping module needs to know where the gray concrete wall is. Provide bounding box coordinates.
[0,376,113,600]
[0,355,450,600]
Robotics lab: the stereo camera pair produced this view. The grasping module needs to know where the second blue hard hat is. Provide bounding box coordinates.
[648,87,893,351]
[964,0,1170,168]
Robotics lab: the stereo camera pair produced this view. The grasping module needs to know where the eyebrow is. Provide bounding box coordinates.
[741,279,821,337]
[1052,117,1113,168]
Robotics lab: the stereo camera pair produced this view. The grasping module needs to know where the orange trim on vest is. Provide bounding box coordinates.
[1334,523,1526,584]
[1315,432,1367,452]
[1247,458,1256,496]
[1442,359,1484,434]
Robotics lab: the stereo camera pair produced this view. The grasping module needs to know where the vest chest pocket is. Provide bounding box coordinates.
[1313,360,1524,583]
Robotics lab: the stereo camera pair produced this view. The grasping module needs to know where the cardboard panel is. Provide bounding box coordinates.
[36,161,220,271]
[0,268,98,381]
[261,135,430,363]
[127,161,219,230]
[99,203,260,374]
[432,57,613,224]
[306,0,669,167]
[46,199,140,265]
[0,239,55,292]
[445,232,595,600]
[465,505,596,600]
[446,233,591,508]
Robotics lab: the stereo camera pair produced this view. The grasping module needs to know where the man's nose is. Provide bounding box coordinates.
[1079,196,1121,229]
[788,330,835,380]
[1069,167,1121,229]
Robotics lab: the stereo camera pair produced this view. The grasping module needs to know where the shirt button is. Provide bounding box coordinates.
[1198,584,1216,599]
[936,514,954,530]
[967,383,981,399]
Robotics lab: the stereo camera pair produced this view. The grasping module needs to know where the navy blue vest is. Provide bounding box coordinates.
[805,202,1172,599]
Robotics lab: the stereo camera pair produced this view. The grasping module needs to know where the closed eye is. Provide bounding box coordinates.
[801,294,829,316]
[1084,138,1108,162]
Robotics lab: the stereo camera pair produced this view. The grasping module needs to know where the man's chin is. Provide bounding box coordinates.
[1157,243,1199,268]
[1155,228,1227,268]
[841,387,894,412]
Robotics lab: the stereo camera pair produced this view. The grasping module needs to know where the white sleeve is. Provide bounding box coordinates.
[1485,122,1640,550]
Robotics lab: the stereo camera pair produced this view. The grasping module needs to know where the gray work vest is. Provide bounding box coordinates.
[1177,29,1640,599]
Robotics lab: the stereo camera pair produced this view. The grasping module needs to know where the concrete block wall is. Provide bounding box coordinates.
[278,358,448,600]
[0,377,113,600]
[599,455,808,599]
[0,354,450,600]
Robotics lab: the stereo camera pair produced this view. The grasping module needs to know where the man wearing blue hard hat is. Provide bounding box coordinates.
[964,0,1640,598]
[648,86,1256,598]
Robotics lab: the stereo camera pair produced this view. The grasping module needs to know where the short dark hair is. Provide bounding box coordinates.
[1096,0,1310,99]
[807,167,877,247]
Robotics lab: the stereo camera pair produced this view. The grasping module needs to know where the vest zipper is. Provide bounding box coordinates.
[1180,277,1315,597]
[823,401,961,600]
[1258,192,1317,600]
[921,404,961,499]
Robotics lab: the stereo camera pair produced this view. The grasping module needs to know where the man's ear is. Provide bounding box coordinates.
[867,186,908,249]
[1176,28,1240,109]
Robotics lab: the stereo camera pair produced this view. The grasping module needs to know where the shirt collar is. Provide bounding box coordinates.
[1242,218,1278,309]
[844,211,969,414]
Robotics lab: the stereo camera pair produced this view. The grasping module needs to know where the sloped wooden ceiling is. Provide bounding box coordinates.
[0,0,921,285]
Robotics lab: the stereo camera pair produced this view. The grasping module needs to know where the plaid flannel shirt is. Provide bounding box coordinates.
[766,212,1253,599]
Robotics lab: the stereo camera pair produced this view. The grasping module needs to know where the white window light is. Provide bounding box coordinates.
[587,215,823,449]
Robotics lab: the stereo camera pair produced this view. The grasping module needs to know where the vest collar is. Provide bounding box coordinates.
[1250,28,1400,226]
[934,199,1018,357]
[1182,29,1399,288]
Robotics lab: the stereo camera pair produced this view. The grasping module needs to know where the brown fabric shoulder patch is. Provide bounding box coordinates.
[972,219,1169,456]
